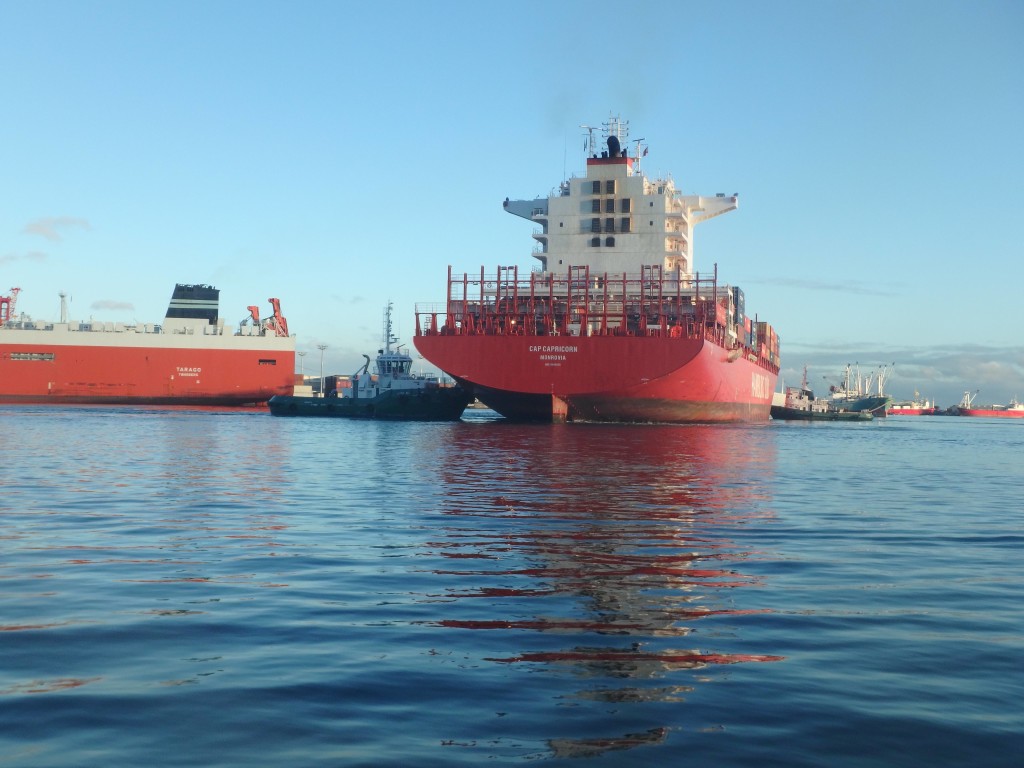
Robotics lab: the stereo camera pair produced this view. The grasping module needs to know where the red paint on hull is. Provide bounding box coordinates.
[959,409,1024,418]
[414,334,775,423]
[0,343,294,405]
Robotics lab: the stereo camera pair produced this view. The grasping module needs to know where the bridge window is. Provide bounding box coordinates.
[605,237,615,247]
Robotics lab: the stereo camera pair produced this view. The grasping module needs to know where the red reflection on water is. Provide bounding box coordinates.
[0,622,71,632]
[435,608,769,633]
[426,423,782,706]
[1,677,102,695]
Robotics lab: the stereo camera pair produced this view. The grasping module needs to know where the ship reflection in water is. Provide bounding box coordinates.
[418,420,781,758]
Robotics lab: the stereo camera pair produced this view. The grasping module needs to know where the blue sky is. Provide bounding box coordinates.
[2,0,1021,407]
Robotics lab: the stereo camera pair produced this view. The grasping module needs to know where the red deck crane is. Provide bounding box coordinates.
[268,298,289,337]
[0,287,21,326]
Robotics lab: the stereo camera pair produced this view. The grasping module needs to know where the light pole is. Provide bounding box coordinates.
[297,351,306,381]
[317,344,327,397]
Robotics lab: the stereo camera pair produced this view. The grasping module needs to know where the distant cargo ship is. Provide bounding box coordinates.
[771,383,872,422]
[955,390,1024,418]
[888,394,939,416]
[0,283,295,405]
[825,363,893,416]
[414,116,779,423]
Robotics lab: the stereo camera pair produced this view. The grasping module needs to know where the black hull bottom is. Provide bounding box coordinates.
[770,406,873,422]
[268,388,472,421]
[465,382,772,424]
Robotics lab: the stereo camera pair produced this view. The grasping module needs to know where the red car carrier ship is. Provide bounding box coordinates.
[0,283,295,406]
[414,117,779,423]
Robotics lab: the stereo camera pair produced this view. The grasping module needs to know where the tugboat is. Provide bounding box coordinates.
[771,368,873,421]
[269,304,472,421]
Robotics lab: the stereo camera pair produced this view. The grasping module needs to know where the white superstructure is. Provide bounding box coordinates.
[503,116,739,277]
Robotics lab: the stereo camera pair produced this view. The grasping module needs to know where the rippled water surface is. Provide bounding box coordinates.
[1,407,1021,766]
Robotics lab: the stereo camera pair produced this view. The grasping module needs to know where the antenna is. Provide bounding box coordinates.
[632,137,646,169]
[580,124,596,156]
[383,301,397,353]
[602,115,629,147]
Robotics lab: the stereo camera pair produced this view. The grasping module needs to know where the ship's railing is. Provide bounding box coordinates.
[414,264,780,373]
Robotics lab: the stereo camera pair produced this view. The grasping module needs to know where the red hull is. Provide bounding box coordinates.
[959,409,1024,419]
[414,334,776,423]
[889,408,938,416]
[0,342,294,406]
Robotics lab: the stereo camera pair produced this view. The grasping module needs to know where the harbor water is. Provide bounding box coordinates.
[1,406,1021,766]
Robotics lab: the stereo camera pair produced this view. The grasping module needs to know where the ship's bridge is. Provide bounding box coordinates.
[503,198,547,221]
[501,118,737,278]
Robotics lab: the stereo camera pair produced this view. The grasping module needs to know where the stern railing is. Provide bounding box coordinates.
[415,265,780,372]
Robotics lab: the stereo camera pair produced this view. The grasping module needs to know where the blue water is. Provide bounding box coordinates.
[1,407,1021,766]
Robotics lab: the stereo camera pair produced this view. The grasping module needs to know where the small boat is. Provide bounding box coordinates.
[269,304,472,421]
[771,368,873,421]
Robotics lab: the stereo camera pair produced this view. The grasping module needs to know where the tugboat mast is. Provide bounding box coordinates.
[382,301,398,354]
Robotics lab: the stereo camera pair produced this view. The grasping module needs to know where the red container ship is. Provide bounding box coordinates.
[0,283,295,406]
[414,117,779,423]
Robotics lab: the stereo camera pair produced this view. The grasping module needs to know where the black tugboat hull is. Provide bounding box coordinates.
[268,387,472,421]
[770,406,873,421]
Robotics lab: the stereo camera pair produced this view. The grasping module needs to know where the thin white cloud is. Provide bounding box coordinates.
[23,216,92,242]
[753,277,894,297]
[90,300,134,312]
[0,251,48,264]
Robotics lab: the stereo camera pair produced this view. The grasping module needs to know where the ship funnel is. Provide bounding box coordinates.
[607,135,621,157]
